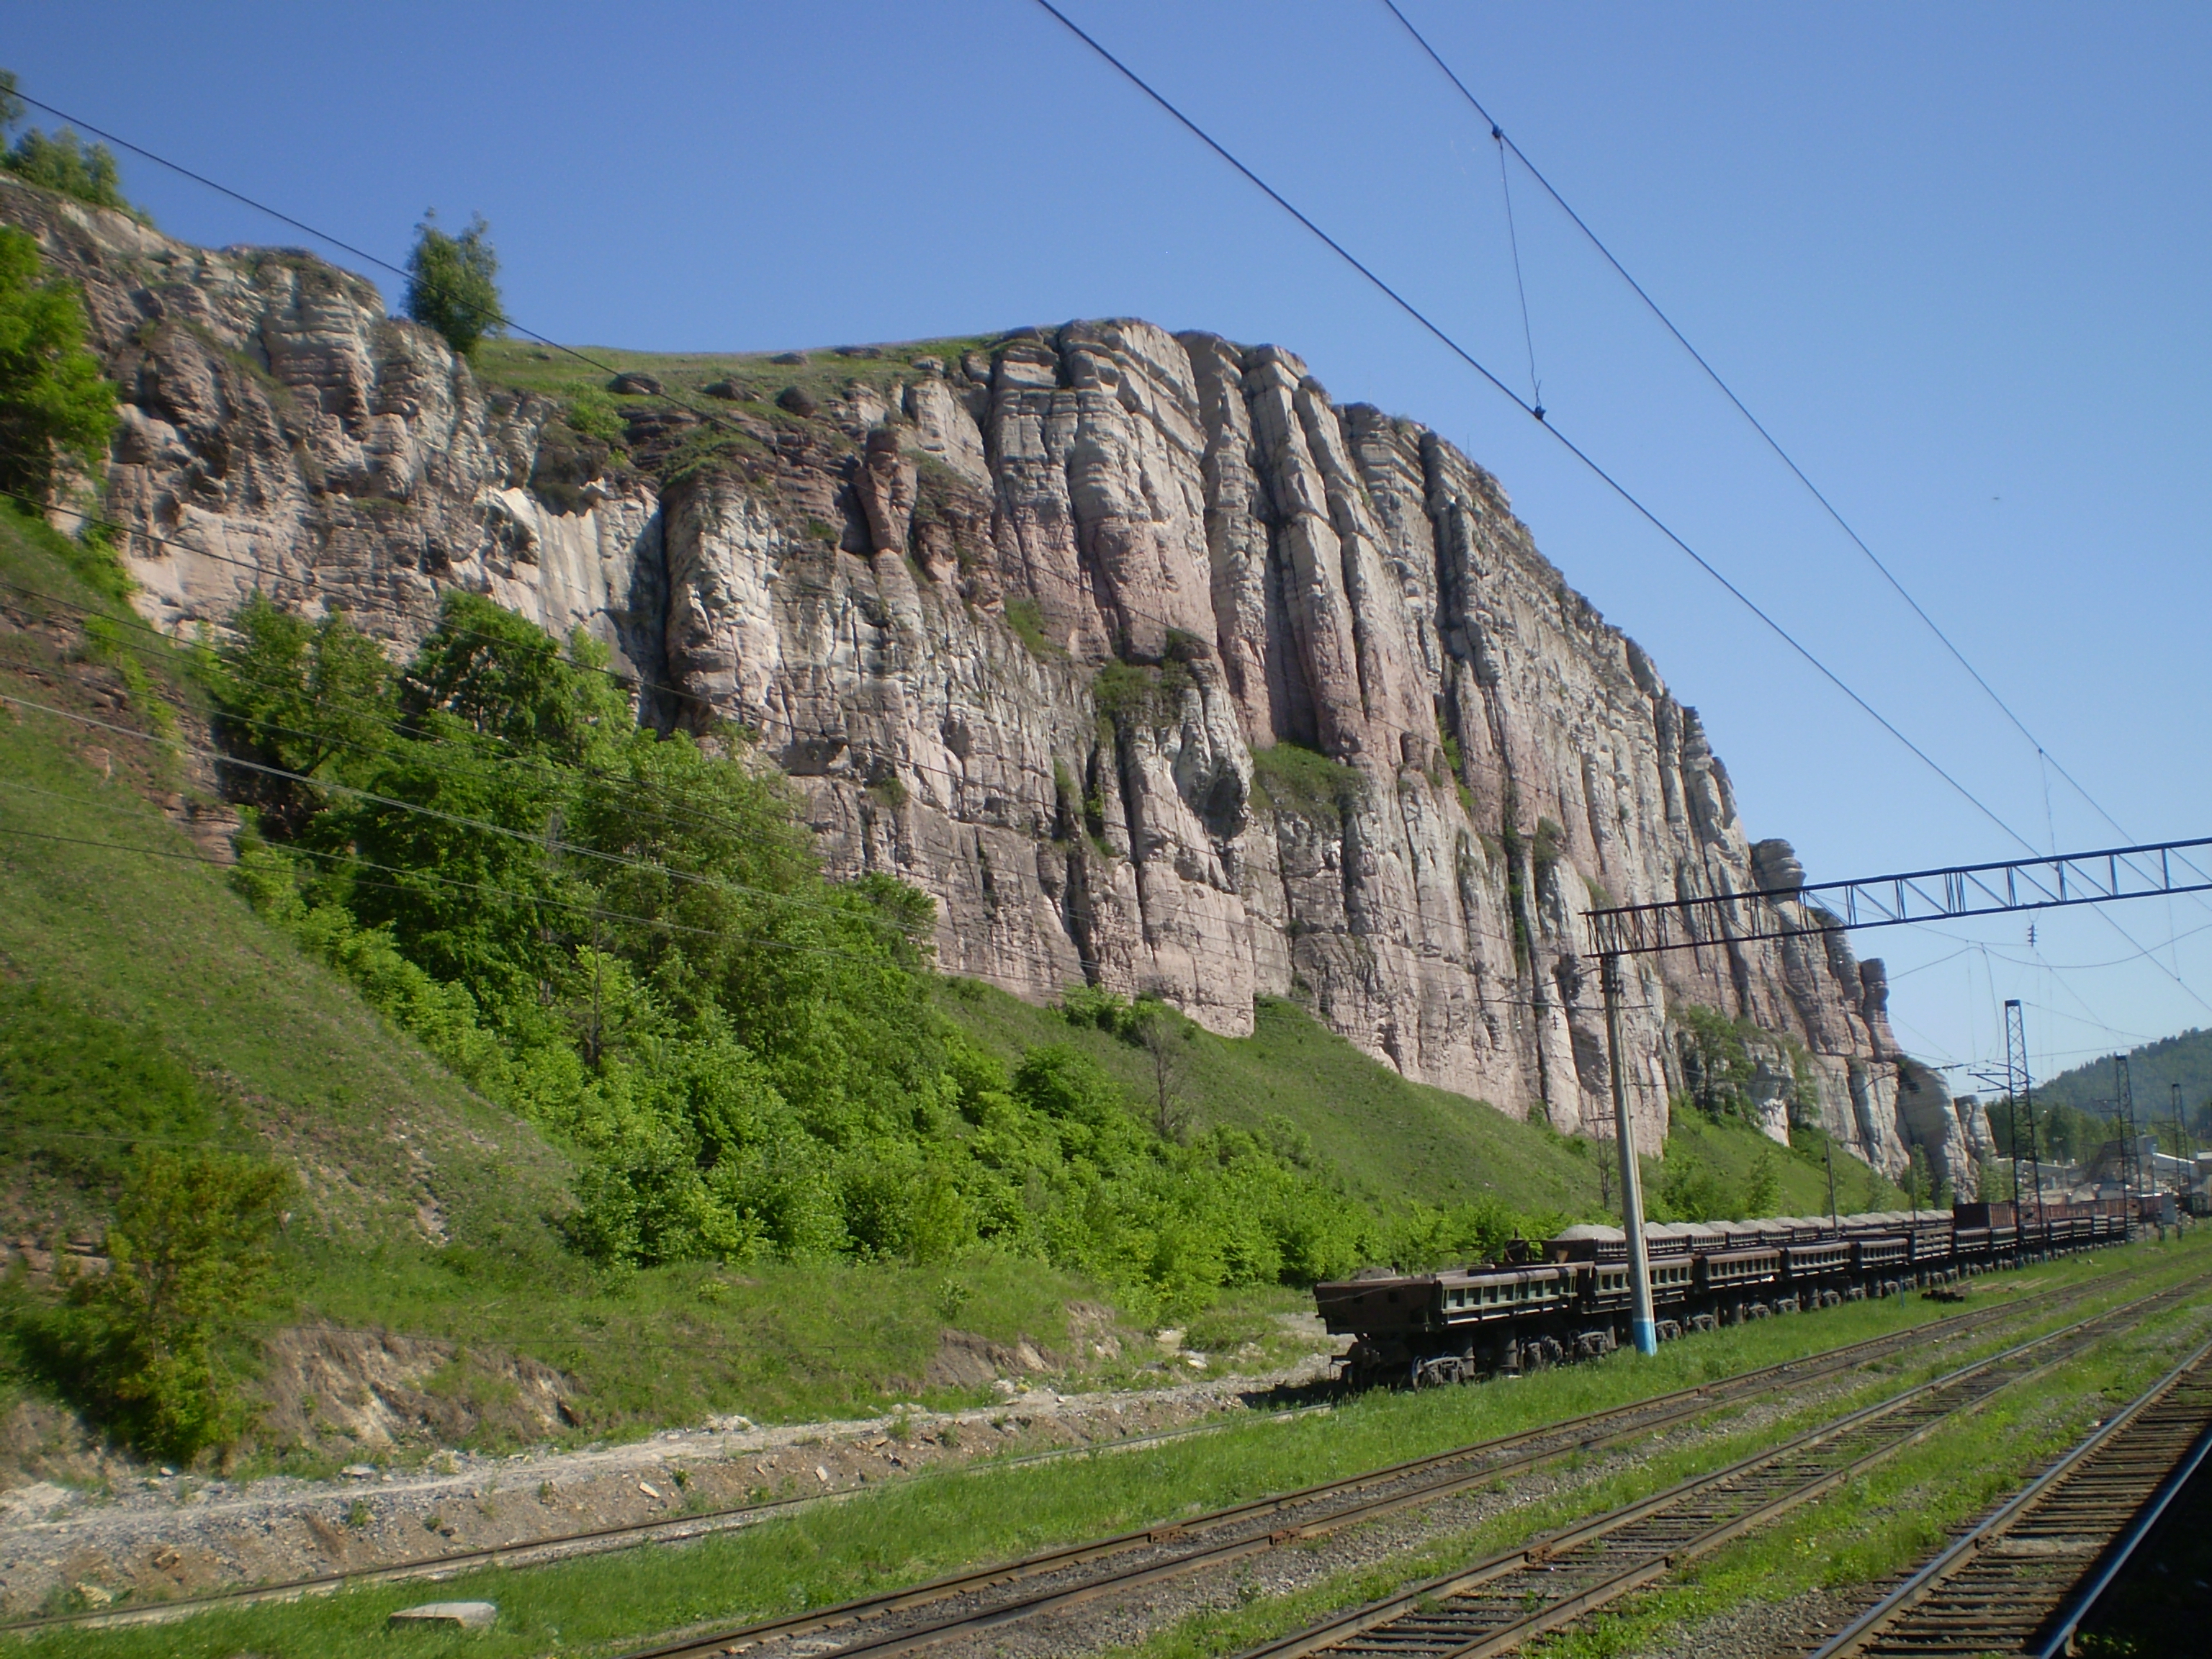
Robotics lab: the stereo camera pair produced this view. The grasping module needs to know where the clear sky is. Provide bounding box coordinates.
[6,1,2207,1096]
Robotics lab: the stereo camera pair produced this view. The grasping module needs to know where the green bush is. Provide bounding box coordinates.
[0,225,117,505]
[403,210,505,357]
[561,385,625,447]
[0,75,146,220]
[12,1152,291,1462]
[1249,739,1364,817]
[204,591,1592,1318]
[1673,1004,1758,1120]
[1003,598,1061,659]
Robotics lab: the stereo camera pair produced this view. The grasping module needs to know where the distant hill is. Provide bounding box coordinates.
[2035,1029,2212,1136]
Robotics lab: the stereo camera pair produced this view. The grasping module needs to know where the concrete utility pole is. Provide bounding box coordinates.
[1823,1124,1839,1231]
[2175,1083,2191,1206]
[1601,953,1658,1355]
[2116,1053,2136,1242]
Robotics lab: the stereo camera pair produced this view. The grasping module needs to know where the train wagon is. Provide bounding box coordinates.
[1315,1197,2121,1390]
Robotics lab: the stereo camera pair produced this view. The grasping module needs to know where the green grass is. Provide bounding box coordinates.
[1111,1235,2212,1659]
[1247,739,1366,817]
[943,981,1593,1215]
[1662,1111,1910,1219]
[1530,1246,2212,1657]
[17,1237,2196,1657]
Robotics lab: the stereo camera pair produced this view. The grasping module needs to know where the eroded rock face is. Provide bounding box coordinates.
[8,177,1955,1179]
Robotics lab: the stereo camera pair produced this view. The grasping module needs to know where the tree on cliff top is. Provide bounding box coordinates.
[405,209,506,358]
[0,225,117,505]
[0,71,148,222]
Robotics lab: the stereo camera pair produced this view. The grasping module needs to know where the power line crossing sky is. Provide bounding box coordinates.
[4,0,2206,1086]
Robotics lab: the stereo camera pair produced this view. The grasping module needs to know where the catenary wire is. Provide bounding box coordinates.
[1376,0,2161,861]
[11,61,2188,1071]
[0,699,1056,988]
[1025,3,2031,860]
[1,516,1793,974]
[1376,1,2212,1020]
[1493,125,1542,414]
[4,90,716,433]
[0,565,1589,968]
[1,678,1635,1016]
[0,806,1648,1020]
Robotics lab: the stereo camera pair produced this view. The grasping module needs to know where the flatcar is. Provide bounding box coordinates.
[1318,1198,2128,1389]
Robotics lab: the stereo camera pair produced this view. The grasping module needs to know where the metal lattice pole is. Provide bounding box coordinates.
[2005,1000,2034,1258]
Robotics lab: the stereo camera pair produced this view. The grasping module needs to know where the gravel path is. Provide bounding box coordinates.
[0,1357,1337,1620]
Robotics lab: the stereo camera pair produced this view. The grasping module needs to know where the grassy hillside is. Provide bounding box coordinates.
[0,510,1095,1460]
[475,333,998,414]
[940,981,1907,1226]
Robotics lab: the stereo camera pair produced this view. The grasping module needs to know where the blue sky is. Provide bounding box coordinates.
[6,1,2207,1094]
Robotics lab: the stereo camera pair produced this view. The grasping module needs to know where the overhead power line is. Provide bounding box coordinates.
[1376,0,2140,851]
[9,91,623,401]
[1025,0,2024,859]
[0,77,2048,877]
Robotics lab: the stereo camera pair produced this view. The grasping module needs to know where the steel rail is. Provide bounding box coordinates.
[1808,1332,2212,1657]
[603,1277,2119,1659]
[1229,1279,2206,1659]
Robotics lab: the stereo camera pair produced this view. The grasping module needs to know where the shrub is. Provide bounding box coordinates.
[1673,1004,1757,1120]
[0,225,117,505]
[403,210,505,357]
[1249,739,1363,817]
[560,385,624,447]
[199,589,1568,1314]
[1003,598,1061,659]
[16,1152,292,1462]
[0,76,147,220]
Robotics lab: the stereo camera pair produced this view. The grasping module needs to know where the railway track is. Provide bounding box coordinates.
[611,1275,2125,1659]
[1228,1277,2206,1659]
[1807,1331,2212,1657]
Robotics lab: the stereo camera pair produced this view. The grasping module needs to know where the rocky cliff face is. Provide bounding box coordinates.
[6,176,1975,1184]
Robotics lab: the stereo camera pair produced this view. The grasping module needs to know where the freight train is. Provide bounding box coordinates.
[1315,1200,2128,1390]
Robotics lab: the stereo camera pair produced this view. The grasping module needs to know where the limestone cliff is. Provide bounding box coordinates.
[5,176,1969,1182]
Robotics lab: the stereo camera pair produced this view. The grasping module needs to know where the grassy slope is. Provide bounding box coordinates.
[941,981,1906,1224]
[0,512,1092,1447]
[475,333,1000,410]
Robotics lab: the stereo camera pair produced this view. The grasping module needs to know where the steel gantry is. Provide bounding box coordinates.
[1583,832,2211,1357]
